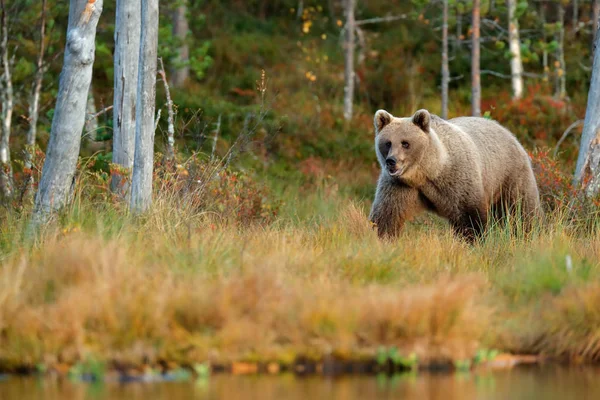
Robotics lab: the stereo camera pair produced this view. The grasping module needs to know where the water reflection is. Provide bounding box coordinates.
[1,366,600,400]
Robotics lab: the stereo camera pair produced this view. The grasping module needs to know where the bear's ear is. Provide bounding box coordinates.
[412,109,431,133]
[374,110,393,134]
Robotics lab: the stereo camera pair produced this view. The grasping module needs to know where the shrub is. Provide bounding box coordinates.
[529,148,576,212]
[156,155,280,225]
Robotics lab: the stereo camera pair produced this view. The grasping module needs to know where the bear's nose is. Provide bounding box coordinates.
[385,157,397,168]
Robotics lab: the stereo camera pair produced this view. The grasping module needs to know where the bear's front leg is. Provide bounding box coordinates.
[451,205,488,243]
[369,176,424,239]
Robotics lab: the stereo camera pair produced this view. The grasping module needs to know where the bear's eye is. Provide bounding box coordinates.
[384,140,392,150]
[401,141,410,149]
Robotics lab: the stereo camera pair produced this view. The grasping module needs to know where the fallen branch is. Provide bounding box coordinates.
[86,105,113,122]
[481,70,545,80]
[481,70,511,79]
[355,14,408,26]
[154,108,162,132]
[554,120,584,157]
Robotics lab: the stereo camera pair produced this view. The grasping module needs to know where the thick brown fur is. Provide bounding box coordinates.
[369,109,541,242]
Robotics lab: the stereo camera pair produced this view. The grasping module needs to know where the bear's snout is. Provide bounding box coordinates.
[385,156,397,169]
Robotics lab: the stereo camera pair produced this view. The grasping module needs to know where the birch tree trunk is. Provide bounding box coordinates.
[575,14,600,184]
[85,84,99,142]
[441,0,449,120]
[471,0,481,117]
[0,0,13,199]
[130,0,159,214]
[112,0,140,196]
[25,0,48,174]
[32,0,103,225]
[555,3,567,99]
[158,57,175,160]
[508,0,524,100]
[171,0,189,88]
[343,0,355,122]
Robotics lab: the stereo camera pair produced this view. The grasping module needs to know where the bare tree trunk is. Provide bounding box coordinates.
[112,0,140,196]
[158,57,175,161]
[130,0,159,214]
[343,0,355,122]
[555,3,567,99]
[32,0,103,225]
[575,15,600,184]
[171,0,189,88]
[508,0,524,100]
[0,0,13,199]
[25,0,48,175]
[85,84,100,143]
[441,0,449,120]
[471,0,481,117]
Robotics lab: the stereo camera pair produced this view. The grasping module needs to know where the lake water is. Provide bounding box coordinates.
[1,366,600,400]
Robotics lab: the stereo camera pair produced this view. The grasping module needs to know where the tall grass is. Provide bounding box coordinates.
[1,175,600,371]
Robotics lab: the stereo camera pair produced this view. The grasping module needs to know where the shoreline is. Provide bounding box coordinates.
[0,353,543,382]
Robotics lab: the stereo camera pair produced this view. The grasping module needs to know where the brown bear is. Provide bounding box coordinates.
[369,109,540,241]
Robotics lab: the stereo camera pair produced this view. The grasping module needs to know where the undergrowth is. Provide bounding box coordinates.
[1,157,600,370]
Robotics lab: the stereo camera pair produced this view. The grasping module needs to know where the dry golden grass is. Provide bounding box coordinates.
[533,283,600,362]
[0,198,600,370]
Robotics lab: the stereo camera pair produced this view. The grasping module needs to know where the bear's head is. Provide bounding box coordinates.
[374,109,433,180]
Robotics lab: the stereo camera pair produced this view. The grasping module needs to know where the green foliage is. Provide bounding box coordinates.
[190,42,214,81]
[193,362,211,378]
[376,347,418,371]
[499,251,595,303]
[473,348,499,365]
[454,359,471,372]
[515,1,529,18]
[68,358,106,382]
[158,6,212,82]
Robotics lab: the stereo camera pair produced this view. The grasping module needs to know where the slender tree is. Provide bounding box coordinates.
[578,18,600,195]
[171,0,189,88]
[508,0,524,100]
[555,1,567,99]
[112,0,141,196]
[0,0,13,198]
[343,0,355,122]
[441,0,450,119]
[575,13,600,186]
[32,0,103,225]
[130,0,159,213]
[85,84,99,141]
[158,57,175,160]
[471,0,481,116]
[25,0,48,176]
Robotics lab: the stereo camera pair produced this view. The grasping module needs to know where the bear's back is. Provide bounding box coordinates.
[434,116,532,200]
[445,117,528,165]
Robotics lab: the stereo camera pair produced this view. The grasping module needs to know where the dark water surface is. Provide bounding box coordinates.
[1,366,600,400]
